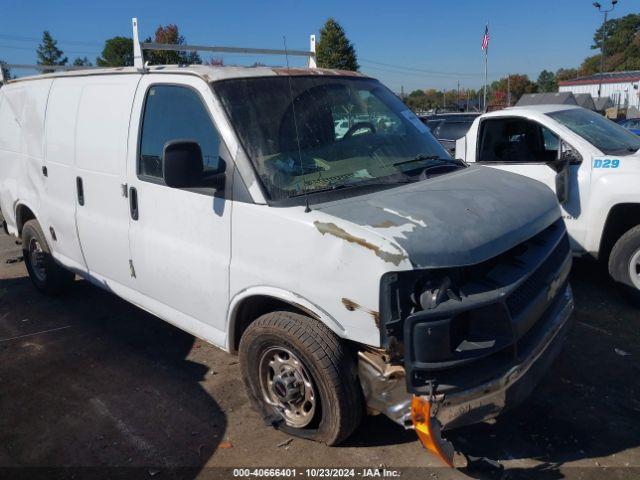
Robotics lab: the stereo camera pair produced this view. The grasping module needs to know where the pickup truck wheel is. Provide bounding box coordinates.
[22,219,74,295]
[608,225,640,303]
[239,311,363,445]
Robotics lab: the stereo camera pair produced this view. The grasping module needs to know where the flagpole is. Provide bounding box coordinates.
[483,23,488,112]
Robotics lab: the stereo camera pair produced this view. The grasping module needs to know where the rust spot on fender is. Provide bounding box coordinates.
[341,298,381,329]
[314,221,407,266]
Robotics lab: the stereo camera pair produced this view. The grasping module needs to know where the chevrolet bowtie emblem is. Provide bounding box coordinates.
[547,275,562,301]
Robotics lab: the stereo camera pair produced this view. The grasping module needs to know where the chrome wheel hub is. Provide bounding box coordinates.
[259,347,316,428]
[629,248,640,290]
[28,238,46,282]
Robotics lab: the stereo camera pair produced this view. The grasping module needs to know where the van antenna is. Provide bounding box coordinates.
[132,17,145,72]
[283,36,311,213]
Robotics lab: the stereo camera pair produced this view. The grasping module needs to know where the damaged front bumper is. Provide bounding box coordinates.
[432,284,573,431]
[358,281,574,465]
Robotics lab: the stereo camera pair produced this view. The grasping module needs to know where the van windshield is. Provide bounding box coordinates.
[214,76,452,201]
[548,108,640,155]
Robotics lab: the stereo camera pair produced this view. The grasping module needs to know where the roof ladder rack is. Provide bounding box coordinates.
[0,63,99,82]
[131,17,317,70]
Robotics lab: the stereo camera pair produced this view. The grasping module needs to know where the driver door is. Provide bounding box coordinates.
[126,75,232,345]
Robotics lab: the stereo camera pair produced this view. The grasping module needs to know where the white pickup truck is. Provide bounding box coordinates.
[456,105,640,300]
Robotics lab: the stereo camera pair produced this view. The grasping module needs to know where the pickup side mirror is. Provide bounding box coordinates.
[162,140,204,188]
[547,141,582,173]
[552,141,578,204]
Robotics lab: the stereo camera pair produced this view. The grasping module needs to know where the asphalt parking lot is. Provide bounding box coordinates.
[0,232,639,480]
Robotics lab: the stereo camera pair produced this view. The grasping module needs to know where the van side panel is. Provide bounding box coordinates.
[74,75,140,286]
[0,89,21,230]
[41,78,87,271]
[0,80,53,233]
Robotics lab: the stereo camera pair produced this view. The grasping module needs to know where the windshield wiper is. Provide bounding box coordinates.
[288,177,412,198]
[392,154,463,167]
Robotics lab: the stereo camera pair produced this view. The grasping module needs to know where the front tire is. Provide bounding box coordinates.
[239,311,363,445]
[22,219,74,295]
[608,224,640,304]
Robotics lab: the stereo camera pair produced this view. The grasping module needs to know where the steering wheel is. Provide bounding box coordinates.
[343,121,376,139]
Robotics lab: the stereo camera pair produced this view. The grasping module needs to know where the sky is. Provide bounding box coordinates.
[1,0,637,93]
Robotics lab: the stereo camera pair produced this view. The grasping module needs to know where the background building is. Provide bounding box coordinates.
[558,71,640,109]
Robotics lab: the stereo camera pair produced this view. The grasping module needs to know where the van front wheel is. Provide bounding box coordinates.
[22,219,74,295]
[239,311,363,445]
[608,224,640,304]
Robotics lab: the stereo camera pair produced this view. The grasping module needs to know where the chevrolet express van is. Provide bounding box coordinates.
[0,64,573,465]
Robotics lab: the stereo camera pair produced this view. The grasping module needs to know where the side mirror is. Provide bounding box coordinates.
[547,141,581,173]
[552,141,576,204]
[162,140,203,188]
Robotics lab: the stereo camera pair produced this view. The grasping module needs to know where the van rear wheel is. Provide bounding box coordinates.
[239,311,363,445]
[22,219,74,295]
[608,225,640,304]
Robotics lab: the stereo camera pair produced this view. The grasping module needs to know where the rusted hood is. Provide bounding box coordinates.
[315,165,561,268]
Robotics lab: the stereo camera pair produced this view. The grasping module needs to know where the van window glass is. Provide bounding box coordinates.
[478,118,558,163]
[214,76,452,201]
[139,85,221,179]
[548,107,640,155]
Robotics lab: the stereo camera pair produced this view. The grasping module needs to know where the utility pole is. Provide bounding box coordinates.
[593,0,618,98]
[457,80,460,111]
[443,89,446,110]
[507,74,511,107]
[466,89,470,112]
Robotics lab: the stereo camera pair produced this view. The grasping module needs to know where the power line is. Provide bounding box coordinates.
[360,58,482,77]
[360,57,516,78]
[0,33,102,47]
[360,63,503,84]
[0,44,99,56]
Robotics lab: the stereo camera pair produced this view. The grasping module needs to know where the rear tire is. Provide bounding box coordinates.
[22,219,74,295]
[239,311,363,445]
[608,225,640,304]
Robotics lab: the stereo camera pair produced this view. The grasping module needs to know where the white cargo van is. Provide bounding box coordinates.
[0,26,573,466]
[456,105,640,300]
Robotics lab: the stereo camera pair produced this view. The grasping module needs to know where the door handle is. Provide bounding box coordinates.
[129,186,139,220]
[76,177,84,206]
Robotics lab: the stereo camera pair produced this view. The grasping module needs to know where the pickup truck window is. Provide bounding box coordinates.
[478,117,558,163]
[213,76,451,201]
[548,108,640,156]
[427,119,473,141]
[139,85,221,181]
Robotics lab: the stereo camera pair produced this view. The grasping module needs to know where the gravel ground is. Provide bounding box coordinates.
[0,232,638,480]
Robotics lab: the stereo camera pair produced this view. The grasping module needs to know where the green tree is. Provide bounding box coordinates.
[405,89,428,111]
[145,24,201,65]
[72,57,92,67]
[537,69,557,92]
[316,18,359,71]
[490,74,537,106]
[37,31,67,72]
[579,54,601,76]
[96,37,133,67]
[588,14,640,72]
[555,67,578,82]
[0,60,12,81]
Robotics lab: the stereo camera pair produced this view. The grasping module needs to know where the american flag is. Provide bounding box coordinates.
[481,25,490,51]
